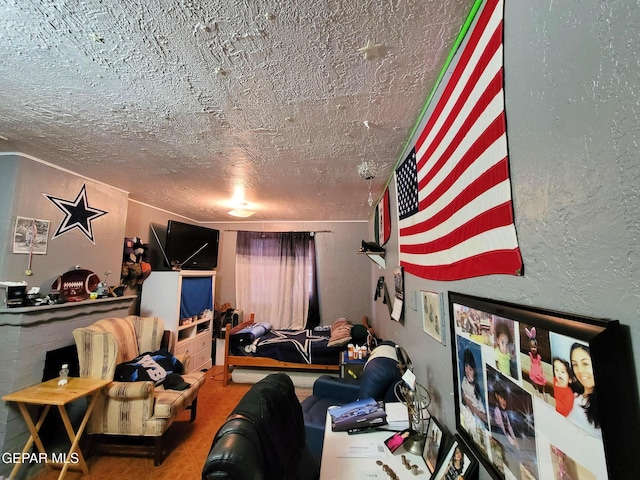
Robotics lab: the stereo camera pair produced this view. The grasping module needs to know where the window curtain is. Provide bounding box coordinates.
[235,231,319,330]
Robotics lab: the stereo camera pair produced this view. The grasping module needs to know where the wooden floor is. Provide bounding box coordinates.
[25,366,311,480]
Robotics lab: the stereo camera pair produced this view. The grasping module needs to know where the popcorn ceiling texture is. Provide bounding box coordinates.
[0,0,470,221]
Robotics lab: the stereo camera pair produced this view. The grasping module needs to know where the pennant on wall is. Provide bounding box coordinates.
[44,183,108,244]
[375,187,391,246]
[396,0,523,281]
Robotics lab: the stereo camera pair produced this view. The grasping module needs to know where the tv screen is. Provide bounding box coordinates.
[164,220,219,270]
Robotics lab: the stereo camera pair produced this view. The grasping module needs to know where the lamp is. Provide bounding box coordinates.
[393,347,432,455]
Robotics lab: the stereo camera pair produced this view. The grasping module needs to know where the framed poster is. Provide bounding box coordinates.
[13,216,50,254]
[422,290,446,344]
[449,292,640,479]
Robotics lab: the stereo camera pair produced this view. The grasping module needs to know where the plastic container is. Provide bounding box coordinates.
[58,363,69,386]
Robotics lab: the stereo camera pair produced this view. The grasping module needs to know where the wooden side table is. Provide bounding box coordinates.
[3,377,110,480]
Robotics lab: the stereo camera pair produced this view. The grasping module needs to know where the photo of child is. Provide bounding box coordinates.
[549,444,596,480]
[487,366,538,479]
[519,324,551,400]
[552,357,576,416]
[457,337,488,450]
[493,320,517,378]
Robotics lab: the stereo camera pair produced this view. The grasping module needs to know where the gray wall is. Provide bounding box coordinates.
[0,154,127,294]
[126,200,372,325]
[369,2,640,479]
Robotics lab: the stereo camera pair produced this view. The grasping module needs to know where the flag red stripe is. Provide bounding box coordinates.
[400,157,509,238]
[400,115,509,237]
[414,0,501,155]
[416,73,504,200]
[401,249,523,281]
[416,26,503,177]
[400,200,514,255]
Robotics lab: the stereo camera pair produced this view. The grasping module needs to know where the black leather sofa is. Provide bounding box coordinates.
[202,373,320,480]
[300,341,403,459]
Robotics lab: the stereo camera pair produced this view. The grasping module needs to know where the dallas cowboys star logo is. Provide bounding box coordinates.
[257,330,327,364]
[44,183,108,244]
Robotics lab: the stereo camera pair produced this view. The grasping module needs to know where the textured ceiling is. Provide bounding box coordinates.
[0,0,471,222]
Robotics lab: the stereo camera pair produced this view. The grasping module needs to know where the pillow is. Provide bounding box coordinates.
[327,318,352,347]
[114,348,184,384]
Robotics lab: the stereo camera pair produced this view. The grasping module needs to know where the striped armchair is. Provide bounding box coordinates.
[73,315,206,465]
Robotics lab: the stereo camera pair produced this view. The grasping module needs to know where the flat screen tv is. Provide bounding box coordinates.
[164,220,219,270]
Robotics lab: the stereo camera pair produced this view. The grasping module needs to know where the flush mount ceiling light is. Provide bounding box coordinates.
[228,208,256,218]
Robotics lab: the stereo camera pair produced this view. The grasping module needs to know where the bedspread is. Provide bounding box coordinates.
[231,329,342,365]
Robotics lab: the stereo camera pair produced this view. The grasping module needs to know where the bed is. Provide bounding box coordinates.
[222,317,369,386]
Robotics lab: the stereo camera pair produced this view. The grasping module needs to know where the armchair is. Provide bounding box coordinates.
[72,315,206,465]
[300,341,403,458]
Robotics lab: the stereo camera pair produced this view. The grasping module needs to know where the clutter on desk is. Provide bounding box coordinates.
[329,397,387,432]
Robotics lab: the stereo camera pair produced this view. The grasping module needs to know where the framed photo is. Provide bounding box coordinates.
[431,434,478,480]
[421,290,446,344]
[449,292,640,479]
[12,216,50,254]
[384,428,412,453]
[423,416,448,474]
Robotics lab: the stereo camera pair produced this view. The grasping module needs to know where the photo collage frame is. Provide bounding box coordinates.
[449,292,640,479]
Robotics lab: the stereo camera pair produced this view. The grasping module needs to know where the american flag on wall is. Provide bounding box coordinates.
[396,0,523,281]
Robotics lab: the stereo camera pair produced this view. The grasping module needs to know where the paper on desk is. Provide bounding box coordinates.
[355,471,384,479]
[384,402,410,431]
[334,437,388,459]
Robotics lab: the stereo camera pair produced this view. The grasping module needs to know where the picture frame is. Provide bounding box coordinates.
[449,292,640,479]
[391,266,404,322]
[12,216,50,254]
[430,434,478,480]
[421,290,446,345]
[423,415,448,474]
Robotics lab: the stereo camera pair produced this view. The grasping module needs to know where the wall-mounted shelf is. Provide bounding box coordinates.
[358,251,386,269]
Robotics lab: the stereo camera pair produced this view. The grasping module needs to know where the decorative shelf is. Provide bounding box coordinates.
[357,251,386,269]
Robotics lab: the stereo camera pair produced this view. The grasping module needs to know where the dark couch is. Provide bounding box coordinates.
[202,373,319,480]
[300,341,403,458]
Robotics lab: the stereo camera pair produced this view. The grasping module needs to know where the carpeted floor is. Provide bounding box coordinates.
[25,366,312,480]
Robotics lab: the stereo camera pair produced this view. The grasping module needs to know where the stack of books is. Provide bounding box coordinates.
[328,398,387,432]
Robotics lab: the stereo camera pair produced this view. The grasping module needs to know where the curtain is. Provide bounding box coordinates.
[235,231,319,330]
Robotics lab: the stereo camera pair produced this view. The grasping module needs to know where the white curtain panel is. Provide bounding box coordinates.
[235,232,311,329]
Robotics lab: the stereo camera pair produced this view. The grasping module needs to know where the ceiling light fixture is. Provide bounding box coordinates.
[358,121,380,207]
[228,208,256,218]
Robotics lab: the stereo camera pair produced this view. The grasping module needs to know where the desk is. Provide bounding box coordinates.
[320,402,427,479]
[3,377,110,480]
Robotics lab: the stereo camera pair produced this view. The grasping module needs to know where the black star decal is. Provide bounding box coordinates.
[256,330,327,364]
[44,183,108,244]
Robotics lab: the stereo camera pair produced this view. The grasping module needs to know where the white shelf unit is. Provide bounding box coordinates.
[139,270,216,373]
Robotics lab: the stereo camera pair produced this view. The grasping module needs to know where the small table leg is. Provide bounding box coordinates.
[55,393,100,479]
[9,403,51,480]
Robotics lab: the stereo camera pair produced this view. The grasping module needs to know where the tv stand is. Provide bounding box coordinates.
[139,270,216,373]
